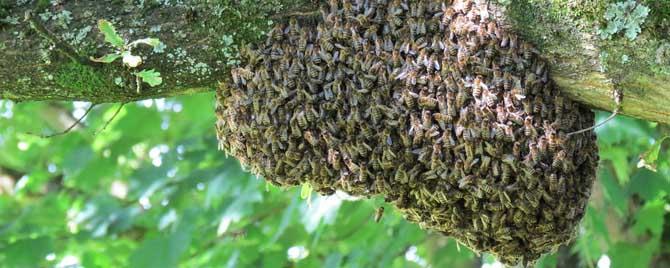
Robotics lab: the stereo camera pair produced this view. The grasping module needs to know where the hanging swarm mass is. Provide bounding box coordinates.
[215,0,598,265]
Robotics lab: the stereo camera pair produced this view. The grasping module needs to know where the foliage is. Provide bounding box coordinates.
[135,70,163,87]
[0,97,668,268]
[91,19,163,88]
[599,1,650,40]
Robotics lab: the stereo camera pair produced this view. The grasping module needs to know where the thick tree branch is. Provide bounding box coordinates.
[1,1,669,124]
[0,0,316,103]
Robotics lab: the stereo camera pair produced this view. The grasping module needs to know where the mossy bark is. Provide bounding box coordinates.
[1,0,669,124]
[0,0,317,103]
[499,0,670,124]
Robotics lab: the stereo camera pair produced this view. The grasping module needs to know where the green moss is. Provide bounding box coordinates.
[644,0,670,35]
[0,0,10,18]
[502,0,603,50]
[54,62,107,93]
[35,0,50,11]
[199,0,315,66]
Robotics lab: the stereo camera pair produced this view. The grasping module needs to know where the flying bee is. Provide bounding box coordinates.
[374,206,385,223]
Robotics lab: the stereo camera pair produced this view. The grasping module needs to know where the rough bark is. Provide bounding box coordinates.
[1,0,669,124]
[0,0,316,103]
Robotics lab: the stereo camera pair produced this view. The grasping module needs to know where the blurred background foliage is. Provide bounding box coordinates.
[0,94,668,268]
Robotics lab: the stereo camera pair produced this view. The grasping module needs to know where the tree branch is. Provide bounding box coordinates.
[0,1,668,124]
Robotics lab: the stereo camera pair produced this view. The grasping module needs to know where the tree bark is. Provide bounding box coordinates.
[0,0,317,103]
[1,1,669,124]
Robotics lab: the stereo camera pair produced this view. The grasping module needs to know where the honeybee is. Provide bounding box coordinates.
[472,75,487,98]
[402,88,419,108]
[374,206,385,223]
[552,150,567,169]
[481,88,497,107]
[418,93,438,109]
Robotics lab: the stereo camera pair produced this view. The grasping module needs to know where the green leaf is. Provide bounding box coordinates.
[601,146,631,185]
[638,136,669,172]
[136,69,163,87]
[128,211,194,268]
[300,183,312,200]
[2,237,54,268]
[628,169,670,200]
[90,53,122,63]
[609,238,659,268]
[599,168,628,216]
[128,38,162,49]
[98,19,125,48]
[632,195,666,236]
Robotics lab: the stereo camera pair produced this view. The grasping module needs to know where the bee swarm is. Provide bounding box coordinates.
[215,0,598,265]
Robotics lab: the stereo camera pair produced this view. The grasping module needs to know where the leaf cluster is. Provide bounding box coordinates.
[0,101,668,267]
[599,1,651,40]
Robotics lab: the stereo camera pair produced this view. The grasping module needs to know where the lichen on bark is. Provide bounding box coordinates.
[0,0,316,103]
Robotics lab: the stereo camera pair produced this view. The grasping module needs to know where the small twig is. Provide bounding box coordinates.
[23,11,90,66]
[135,74,142,94]
[28,105,96,138]
[95,103,126,135]
[567,89,623,137]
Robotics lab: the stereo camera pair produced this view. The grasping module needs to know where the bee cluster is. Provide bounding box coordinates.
[215,0,598,265]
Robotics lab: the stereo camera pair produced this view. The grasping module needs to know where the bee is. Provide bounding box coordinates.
[303,131,319,146]
[409,113,425,145]
[535,60,546,75]
[231,68,253,85]
[472,75,487,98]
[523,116,538,138]
[286,17,300,38]
[455,88,468,109]
[403,88,418,108]
[374,206,385,223]
[394,164,409,184]
[533,95,544,113]
[535,223,554,233]
[321,36,335,52]
[552,150,567,169]
[557,175,567,195]
[481,88,497,107]
[421,109,433,129]
[350,28,363,50]
[485,201,504,212]
[458,175,475,189]
[511,209,524,225]
[554,95,565,115]
[294,111,308,129]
